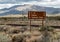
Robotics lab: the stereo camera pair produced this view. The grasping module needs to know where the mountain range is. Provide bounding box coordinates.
[0,4,60,16]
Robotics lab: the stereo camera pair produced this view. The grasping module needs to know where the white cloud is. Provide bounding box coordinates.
[0,0,60,8]
[21,0,60,8]
[0,4,20,9]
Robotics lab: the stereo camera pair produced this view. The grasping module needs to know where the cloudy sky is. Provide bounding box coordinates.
[0,0,60,9]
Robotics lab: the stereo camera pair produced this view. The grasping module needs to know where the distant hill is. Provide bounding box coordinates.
[0,4,60,16]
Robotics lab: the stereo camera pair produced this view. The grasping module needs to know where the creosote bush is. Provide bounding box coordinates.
[39,26,54,32]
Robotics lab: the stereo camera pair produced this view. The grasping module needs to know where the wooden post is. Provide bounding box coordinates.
[42,19,44,28]
[30,19,31,32]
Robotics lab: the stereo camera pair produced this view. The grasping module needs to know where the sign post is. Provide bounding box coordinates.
[28,11,46,32]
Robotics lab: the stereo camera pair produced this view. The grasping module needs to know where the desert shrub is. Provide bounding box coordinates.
[12,34,26,42]
[0,25,8,32]
[39,26,46,31]
[23,31,31,37]
[47,27,54,31]
[0,26,4,31]
[20,28,26,33]
[39,26,54,32]
[6,28,20,34]
[0,33,12,42]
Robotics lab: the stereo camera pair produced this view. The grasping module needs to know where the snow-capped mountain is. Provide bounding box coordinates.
[0,4,60,16]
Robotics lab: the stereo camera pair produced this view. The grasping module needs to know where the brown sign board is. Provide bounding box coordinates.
[28,11,46,19]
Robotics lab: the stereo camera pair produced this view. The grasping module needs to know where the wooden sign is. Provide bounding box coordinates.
[28,11,46,19]
[28,11,46,32]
